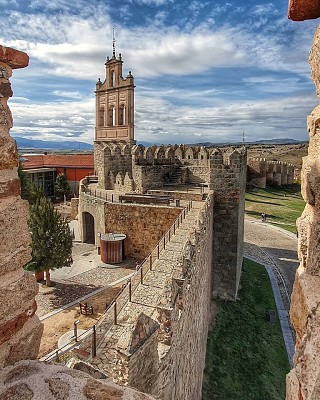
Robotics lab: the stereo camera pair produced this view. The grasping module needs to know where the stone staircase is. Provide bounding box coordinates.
[87,201,203,375]
[167,166,183,185]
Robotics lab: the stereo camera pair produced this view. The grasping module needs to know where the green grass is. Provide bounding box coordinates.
[202,259,290,400]
[245,184,305,233]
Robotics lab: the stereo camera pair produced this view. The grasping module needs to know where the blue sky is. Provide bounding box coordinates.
[0,0,318,144]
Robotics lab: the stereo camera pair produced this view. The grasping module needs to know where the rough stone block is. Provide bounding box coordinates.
[0,46,29,69]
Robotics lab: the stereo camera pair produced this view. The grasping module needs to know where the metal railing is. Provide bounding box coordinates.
[42,200,193,363]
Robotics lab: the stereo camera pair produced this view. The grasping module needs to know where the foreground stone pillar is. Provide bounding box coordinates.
[286,27,320,399]
[0,45,43,366]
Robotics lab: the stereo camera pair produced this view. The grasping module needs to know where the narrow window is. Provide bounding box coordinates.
[111,70,115,86]
[119,105,126,125]
[112,106,116,126]
[99,108,105,126]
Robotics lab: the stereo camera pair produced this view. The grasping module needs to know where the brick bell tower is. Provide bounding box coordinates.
[95,30,135,143]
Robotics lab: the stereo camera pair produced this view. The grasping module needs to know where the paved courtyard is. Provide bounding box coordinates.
[36,220,135,318]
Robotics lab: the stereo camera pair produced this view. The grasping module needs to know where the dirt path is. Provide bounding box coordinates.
[38,286,121,358]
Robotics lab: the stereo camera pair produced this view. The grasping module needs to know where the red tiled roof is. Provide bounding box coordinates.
[21,153,94,169]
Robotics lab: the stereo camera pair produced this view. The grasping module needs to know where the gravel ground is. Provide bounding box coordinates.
[36,266,134,318]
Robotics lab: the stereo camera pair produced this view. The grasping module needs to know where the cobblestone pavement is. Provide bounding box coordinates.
[244,216,299,298]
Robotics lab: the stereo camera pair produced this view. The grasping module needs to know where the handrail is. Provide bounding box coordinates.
[41,200,193,362]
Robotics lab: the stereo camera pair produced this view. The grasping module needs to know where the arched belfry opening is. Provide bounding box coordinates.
[83,212,95,244]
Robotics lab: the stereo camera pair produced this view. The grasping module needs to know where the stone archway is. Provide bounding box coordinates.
[83,212,95,244]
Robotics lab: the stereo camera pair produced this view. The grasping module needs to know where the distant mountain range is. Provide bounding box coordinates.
[14,136,93,151]
[13,136,306,151]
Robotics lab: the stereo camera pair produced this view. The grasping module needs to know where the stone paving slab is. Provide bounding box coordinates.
[89,201,204,374]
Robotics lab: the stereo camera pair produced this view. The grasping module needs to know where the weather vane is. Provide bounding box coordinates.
[112,28,116,58]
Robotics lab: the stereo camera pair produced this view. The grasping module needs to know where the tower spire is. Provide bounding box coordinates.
[112,28,116,58]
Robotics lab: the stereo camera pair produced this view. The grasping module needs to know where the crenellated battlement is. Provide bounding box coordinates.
[247,157,295,188]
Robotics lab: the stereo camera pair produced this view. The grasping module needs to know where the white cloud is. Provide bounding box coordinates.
[132,0,171,6]
[1,2,318,145]
[52,90,83,99]
[10,98,95,143]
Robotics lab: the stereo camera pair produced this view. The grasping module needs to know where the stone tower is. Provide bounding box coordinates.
[95,35,135,143]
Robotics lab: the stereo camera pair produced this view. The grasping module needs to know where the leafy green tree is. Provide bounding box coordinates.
[18,164,31,202]
[18,165,46,204]
[25,197,73,286]
[55,173,71,198]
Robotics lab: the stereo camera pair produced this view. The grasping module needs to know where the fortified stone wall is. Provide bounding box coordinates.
[132,164,178,193]
[151,197,214,399]
[247,158,295,188]
[210,148,247,300]
[104,202,181,259]
[87,194,215,400]
[94,141,133,190]
[286,25,320,400]
[94,142,236,194]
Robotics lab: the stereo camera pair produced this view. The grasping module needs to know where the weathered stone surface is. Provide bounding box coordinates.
[0,316,43,368]
[0,383,33,400]
[288,0,320,21]
[0,361,157,400]
[0,44,42,366]
[0,82,12,98]
[0,102,13,134]
[0,136,19,170]
[310,28,320,97]
[0,46,29,69]
[0,198,31,275]
[286,25,320,400]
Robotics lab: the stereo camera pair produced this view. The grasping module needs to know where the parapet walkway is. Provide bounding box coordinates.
[88,200,204,375]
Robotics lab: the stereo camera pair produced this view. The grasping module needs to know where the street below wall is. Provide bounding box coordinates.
[244,216,298,299]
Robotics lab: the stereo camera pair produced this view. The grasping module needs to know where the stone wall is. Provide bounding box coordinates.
[247,158,295,188]
[107,194,215,399]
[286,25,320,400]
[70,197,79,219]
[0,45,43,367]
[210,148,247,300]
[78,183,106,244]
[152,197,214,399]
[94,141,133,190]
[104,202,181,259]
[132,164,177,193]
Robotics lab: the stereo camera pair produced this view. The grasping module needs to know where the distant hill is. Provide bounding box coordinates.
[13,136,93,150]
[253,138,302,145]
[191,139,306,147]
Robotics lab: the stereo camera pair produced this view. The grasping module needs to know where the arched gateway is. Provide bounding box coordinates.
[82,212,95,244]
